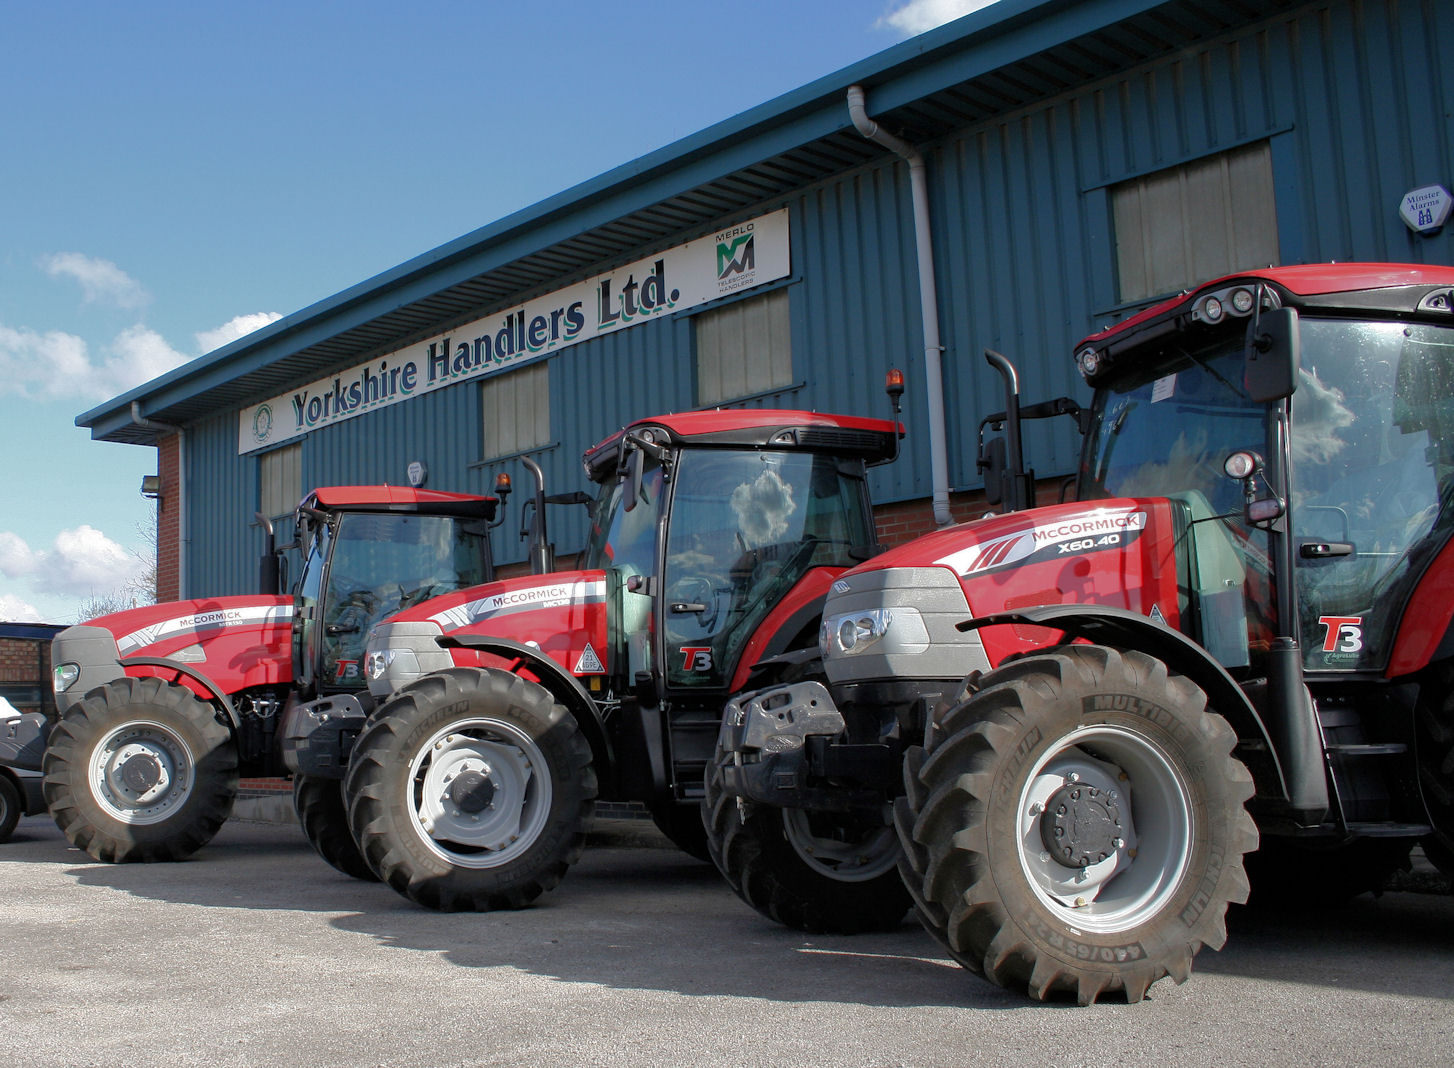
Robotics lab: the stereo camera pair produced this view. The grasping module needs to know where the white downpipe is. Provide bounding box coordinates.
[846,84,953,527]
[131,402,187,599]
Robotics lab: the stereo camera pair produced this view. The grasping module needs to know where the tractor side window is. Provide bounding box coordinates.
[586,458,666,681]
[292,521,330,695]
[1291,320,1454,670]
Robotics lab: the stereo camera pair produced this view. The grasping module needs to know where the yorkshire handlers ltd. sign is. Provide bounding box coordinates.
[238,209,791,454]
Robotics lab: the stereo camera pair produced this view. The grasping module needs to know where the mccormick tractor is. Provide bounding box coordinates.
[26,485,499,874]
[708,262,1454,1004]
[304,407,902,911]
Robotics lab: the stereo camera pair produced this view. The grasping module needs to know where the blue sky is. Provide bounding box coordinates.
[0,0,993,623]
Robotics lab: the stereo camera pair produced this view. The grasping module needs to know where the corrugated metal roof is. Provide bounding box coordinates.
[84,0,1298,445]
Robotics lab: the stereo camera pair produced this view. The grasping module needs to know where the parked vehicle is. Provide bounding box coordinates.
[710,263,1454,1003]
[326,405,904,911]
[34,485,500,873]
[0,696,46,843]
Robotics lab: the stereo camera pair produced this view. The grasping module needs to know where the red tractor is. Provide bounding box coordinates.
[313,408,903,911]
[34,485,499,874]
[709,263,1454,1003]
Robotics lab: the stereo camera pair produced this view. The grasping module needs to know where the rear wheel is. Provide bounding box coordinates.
[294,774,379,881]
[1415,662,1454,878]
[42,677,238,862]
[896,645,1257,1004]
[704,744,911,933]
[0,775,21,842]
[1245,837,1413,906]
[344,667,596,911]
[647,800,711,862]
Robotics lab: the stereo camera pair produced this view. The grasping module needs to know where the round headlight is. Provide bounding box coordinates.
[838,618,859,652]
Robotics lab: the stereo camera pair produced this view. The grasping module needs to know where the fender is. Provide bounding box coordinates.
[120,656,242,730]
[439,634,615,776]
[729,566,841,693]
[959,605,1291,803]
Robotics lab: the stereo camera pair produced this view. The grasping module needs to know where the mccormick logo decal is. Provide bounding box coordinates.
[429,580,607,631]
[238,209,791,455]
[936,509,1148,578]
[116,604,293,656]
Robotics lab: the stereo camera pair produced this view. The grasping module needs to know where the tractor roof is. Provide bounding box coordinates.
[1074,262,1454,387]
[304,485,498,519]
[583,408,902,481]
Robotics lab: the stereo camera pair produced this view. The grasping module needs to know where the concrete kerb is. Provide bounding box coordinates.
[232,792,678,851]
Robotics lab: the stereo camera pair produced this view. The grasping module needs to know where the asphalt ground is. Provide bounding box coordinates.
[1,814,1451,1068]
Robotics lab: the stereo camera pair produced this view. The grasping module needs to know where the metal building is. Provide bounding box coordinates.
[78,0,1453,600]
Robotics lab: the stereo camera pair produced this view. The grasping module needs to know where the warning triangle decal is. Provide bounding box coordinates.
[574,643,605,674]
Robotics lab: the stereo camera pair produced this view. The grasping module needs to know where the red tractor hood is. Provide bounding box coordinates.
[854,499,1187,649]
[389,571,611,679]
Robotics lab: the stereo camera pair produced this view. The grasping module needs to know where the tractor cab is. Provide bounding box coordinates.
[1071,266,1454,682]
[278,486,498,701]
[579,410,899,706]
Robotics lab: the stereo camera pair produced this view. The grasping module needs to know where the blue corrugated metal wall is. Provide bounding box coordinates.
[184,0,1453,597]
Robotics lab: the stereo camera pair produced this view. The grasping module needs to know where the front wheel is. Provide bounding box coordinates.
[896,645,1257,1004]
[704,746,911,934]
[294,774,379,881]
[344,667,596,911]
[42,677,238,863]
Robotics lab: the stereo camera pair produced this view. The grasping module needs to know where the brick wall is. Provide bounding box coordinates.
[156,435,180,601]
[0,636,54,714]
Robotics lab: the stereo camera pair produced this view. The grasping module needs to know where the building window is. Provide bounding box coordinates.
[1112,142,1279,304]
[695,288,793,407]
[482,360,550,459]
[258,442,302,521]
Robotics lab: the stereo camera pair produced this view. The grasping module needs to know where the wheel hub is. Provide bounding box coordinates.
[1040,780,1125,869]
[119,751,164,794]
[448,767,497,814]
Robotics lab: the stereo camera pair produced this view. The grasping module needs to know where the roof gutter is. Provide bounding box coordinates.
[130,402,187,599]
[846,85,952,528]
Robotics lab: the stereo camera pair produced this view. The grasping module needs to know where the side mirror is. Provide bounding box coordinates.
[1244,307,1300,403]
[981,437,1006,506]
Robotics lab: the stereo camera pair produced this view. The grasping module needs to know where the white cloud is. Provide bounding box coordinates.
[0,593,43,623]
[196,311,283,355]
[41,252,149,310]
[0,526,144,602]
[0,531,41,577]
[878,0,1001,36]
[0,322,190,401]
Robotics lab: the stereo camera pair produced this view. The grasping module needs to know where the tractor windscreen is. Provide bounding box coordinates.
[312,513,492,691]
[1079,336,1269,517]
[661,448,872,689]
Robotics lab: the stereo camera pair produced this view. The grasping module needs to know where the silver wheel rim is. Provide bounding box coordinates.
[89,720,195,825]
[407,716,552,869]
[783,808,901,882]
[1016,724,1192,933]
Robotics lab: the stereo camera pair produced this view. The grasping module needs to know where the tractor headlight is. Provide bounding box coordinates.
[53,662,80,694]
[819,607,929,659]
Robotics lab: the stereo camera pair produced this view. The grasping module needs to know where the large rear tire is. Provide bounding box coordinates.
[704,744,911,934]
[294,774,379,881]
[896,645,1257,1004]
[647,800,712,862]
[344,667,596,911]
[42,677,238,863]
[0,775,21,842]
[1415,662,1454,879]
